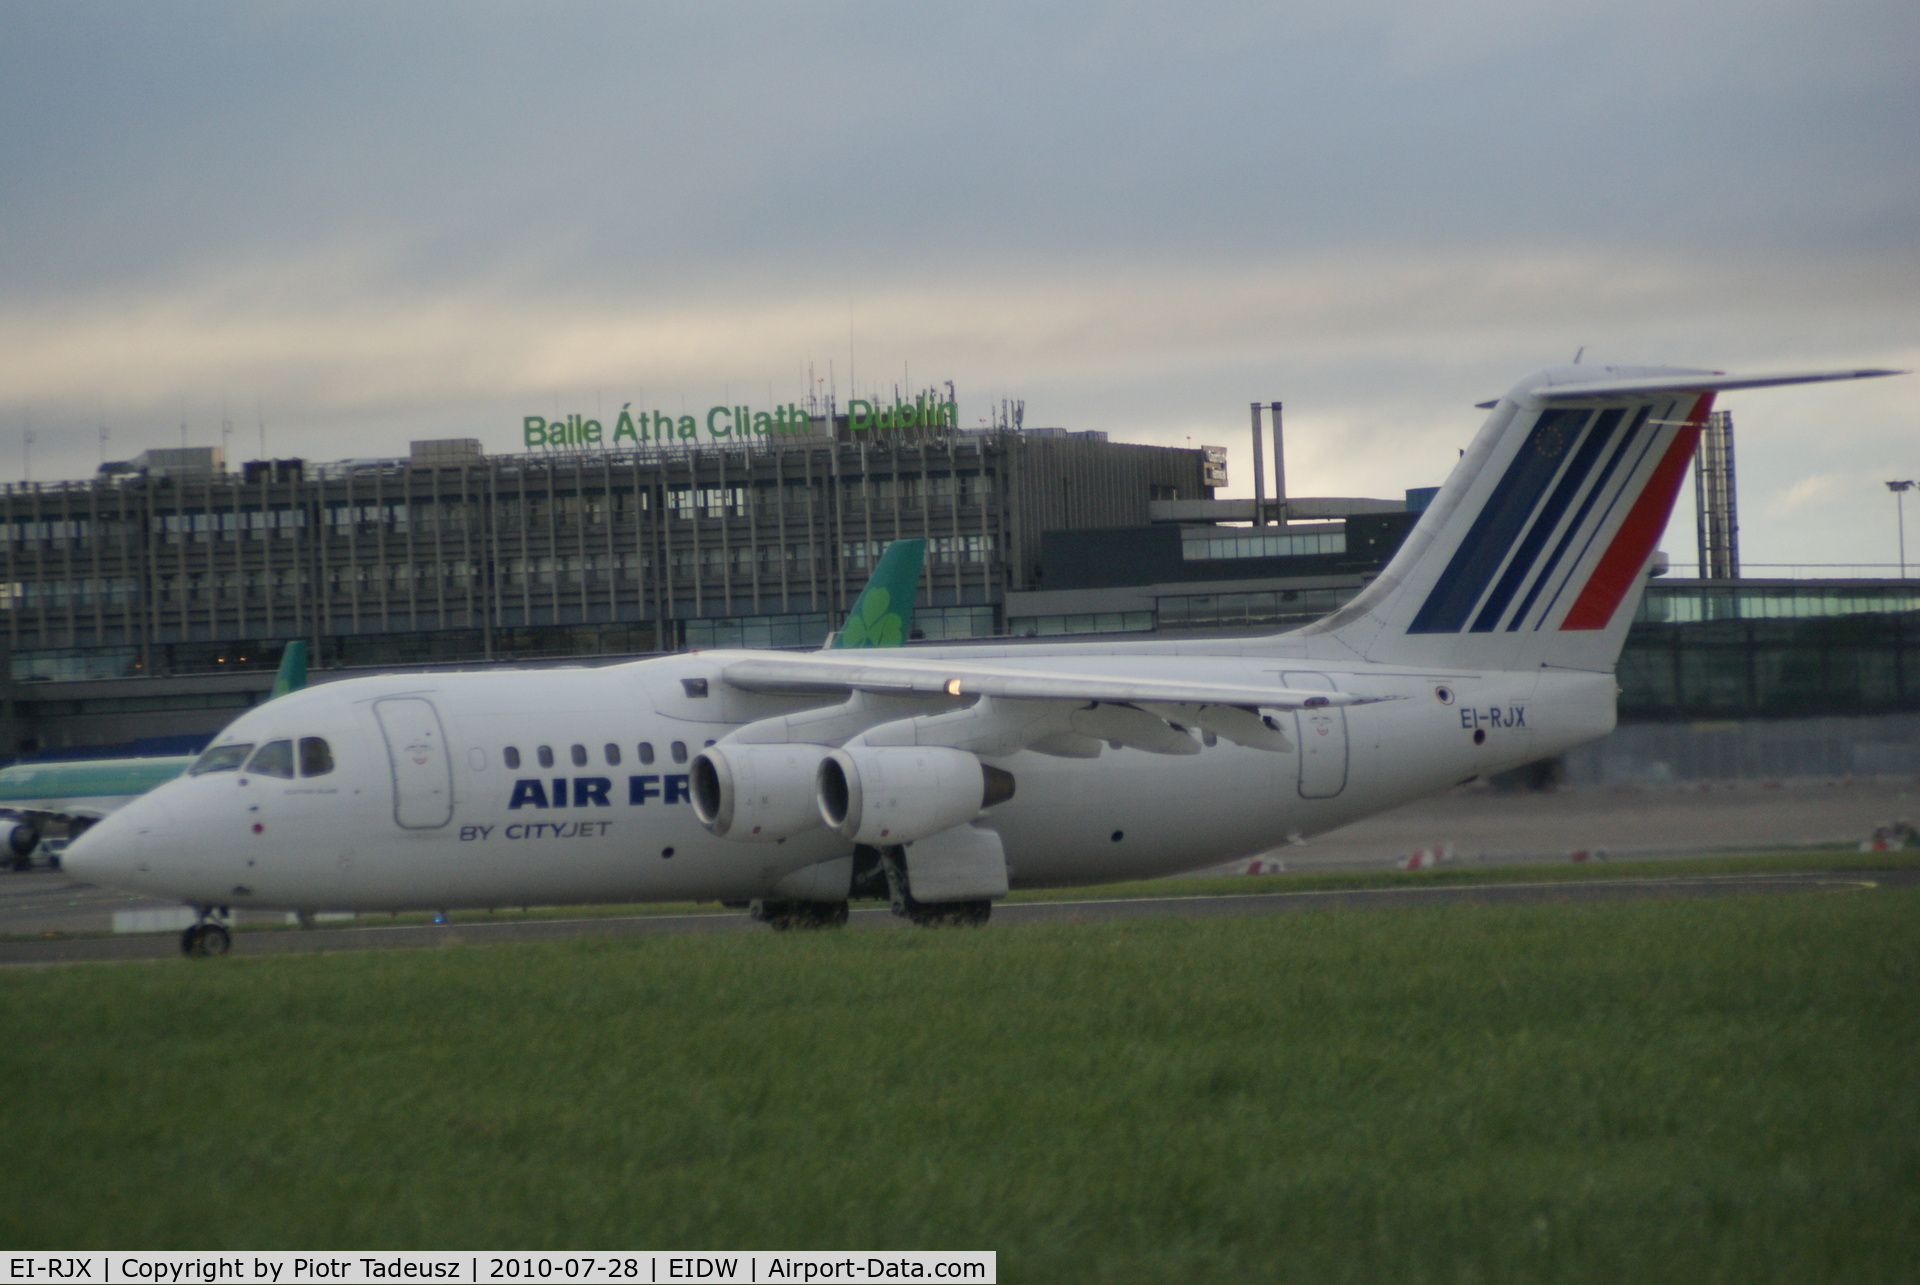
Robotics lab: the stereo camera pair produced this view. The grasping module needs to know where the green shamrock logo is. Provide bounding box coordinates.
[842,588,903,647]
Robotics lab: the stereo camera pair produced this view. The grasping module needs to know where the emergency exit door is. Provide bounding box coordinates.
[373,697,455,829]
[1285,672,1348,799]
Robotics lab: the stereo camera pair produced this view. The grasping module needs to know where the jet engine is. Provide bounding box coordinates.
[816,746,1014,845]
[0,817,39,866]
[690,743,832,840]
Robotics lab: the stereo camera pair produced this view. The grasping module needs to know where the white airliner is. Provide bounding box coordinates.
[64,364,1898,954]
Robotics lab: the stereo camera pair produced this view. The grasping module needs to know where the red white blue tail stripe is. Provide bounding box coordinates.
[1407,393,1712,635]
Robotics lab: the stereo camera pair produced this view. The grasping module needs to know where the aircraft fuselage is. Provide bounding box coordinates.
[73,647,1613,913]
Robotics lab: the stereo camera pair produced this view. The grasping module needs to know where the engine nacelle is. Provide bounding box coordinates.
[690,743,831,841]
[817,746,1013,845]
[0,817,38,860]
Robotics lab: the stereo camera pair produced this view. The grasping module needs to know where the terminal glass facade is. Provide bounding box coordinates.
[1638,580,1920,624]
[1181,526,1346,561]
[1623,581,1920,718]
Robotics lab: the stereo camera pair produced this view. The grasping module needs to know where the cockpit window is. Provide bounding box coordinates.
[189,743,253,776]
[245,740,296,779]
[299,737,334,777]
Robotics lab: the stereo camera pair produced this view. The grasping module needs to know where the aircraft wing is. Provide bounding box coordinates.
[721,653,1378,711]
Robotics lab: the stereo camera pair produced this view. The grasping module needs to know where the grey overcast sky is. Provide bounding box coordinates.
[2,0,1915,568]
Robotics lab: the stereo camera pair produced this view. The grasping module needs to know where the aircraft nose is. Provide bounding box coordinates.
[61,808,144,888]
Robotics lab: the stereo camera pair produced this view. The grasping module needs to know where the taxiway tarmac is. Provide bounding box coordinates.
[5,868,1913,967]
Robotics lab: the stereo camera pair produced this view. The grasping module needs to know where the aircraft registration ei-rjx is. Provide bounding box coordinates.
[64,364,1901,955]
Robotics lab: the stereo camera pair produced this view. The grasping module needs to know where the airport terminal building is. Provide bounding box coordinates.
[0,429,1214,673]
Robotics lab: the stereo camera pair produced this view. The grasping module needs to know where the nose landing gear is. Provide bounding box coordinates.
[179,907,233,957]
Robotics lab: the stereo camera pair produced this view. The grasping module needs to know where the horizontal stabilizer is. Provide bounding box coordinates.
[1530,368,1903,402]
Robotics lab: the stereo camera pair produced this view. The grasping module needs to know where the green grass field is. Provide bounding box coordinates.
[6,885,1918,1281]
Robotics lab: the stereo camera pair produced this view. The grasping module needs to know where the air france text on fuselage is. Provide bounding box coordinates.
[506,775,692,808]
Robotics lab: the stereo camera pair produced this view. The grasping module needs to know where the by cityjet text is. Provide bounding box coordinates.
[524,396,960,449]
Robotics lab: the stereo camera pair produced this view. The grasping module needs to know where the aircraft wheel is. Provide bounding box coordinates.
[180,923,232,957]
[750,899,848,930]
[795,900,848,929]
[749,899,791,930]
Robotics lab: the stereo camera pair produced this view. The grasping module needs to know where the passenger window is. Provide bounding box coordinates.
[571,744,588,767]
[671,741,688,764]
[245,740,296,779]
[537,746,554,768]
[504,746,521,770]
[638,742,655,765]
[299,737,334,777]
[604,743,621,766]
[189,743,253,775]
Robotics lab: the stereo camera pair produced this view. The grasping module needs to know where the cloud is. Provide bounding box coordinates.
[1775,474,1847,513]
[0,1,1912,565]
[4,242,1912,408]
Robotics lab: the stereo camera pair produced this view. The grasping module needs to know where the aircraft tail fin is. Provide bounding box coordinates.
[828,539,926,649]
[269,640,308,699]
[1295,365,1902,672]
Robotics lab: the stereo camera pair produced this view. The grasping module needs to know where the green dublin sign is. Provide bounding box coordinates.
[522,394,959,451]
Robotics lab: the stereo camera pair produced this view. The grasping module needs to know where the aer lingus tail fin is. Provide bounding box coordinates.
[828,539,926,649]
[268,640,308,699]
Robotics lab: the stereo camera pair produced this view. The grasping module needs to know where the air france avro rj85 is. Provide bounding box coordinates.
[64,364,1900,954]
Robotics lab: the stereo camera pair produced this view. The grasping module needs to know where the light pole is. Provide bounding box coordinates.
[1890,480,1916,578]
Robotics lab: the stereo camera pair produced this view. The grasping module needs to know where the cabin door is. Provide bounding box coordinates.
[1285,672,1348,799]
[373,697,455,829]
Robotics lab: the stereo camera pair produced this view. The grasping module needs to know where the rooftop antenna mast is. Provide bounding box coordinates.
[256,395,266,458]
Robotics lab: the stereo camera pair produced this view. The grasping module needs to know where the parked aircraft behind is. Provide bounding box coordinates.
[0,642,310,866]
[63,365,1899,954]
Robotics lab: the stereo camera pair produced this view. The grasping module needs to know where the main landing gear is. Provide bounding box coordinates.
[749,899,850,931]
[746,846,994,932]
[878,845,991,928]
[180,906,233,958]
